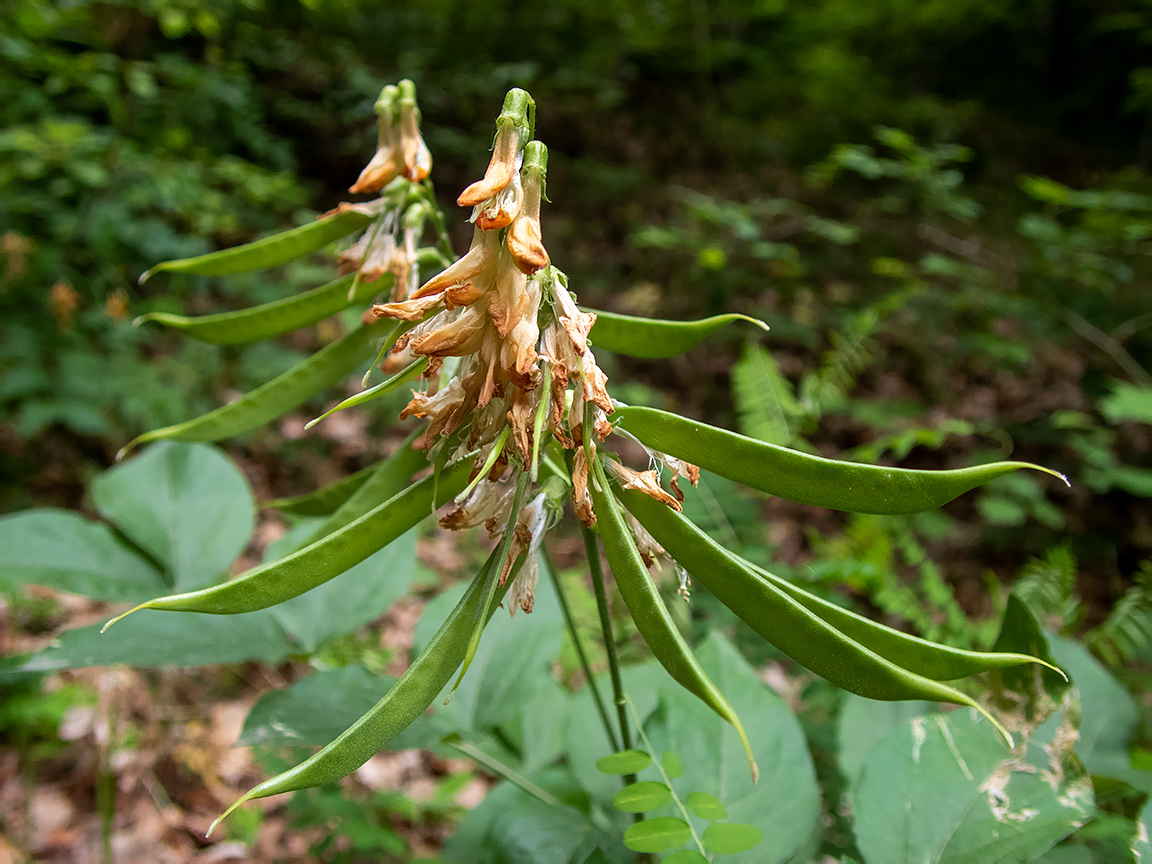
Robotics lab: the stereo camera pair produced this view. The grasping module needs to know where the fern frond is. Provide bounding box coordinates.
[1012,546,1081,633]
[731,340,801,446]
[1087,559,1152,667]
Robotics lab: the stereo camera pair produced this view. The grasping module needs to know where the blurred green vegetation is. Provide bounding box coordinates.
[2,0,1150,640]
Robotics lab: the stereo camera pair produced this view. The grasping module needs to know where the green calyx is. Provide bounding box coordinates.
[374,84,399,116]
[498,87,535,141]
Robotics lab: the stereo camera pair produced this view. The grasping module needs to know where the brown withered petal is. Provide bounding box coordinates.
[581,354,614,414]
[475,173,523,231]
[319,201,382,221]
[458,124,520,208]
[413,227,499,299]
[372,294,443,322]
[444,282,485,309]
[507,391,534,461]
[350,147,401,194]
[606,463,682,512]
[409,305,487,357]
[572,447,596,526]
[381,295,439,323]
[507,217,548,274]
[399,107,432,182]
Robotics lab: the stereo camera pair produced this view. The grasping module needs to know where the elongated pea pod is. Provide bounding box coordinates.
[135,273,384,345]
[588,456,758,781]
[620,488,1059,682]
[139,208,376,282]
[305,357,428,430]
[209,556,513,835]
[301,430,428,545]
[586,310,769,359]
[120,320,402,457]
[266,462,378,516]
[617,487,1011,738]
[103,460,470,626]
[613,406,1068,514]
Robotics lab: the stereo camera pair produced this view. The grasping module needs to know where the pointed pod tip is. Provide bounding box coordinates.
[138,268,155,285]
[100,602,149,633]
[208,792,254,838]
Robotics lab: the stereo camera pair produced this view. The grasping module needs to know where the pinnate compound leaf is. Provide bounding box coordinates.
[645,633,819,863]
[0,510,167,602]
[702,823,763,854]
[596,750,652,775]
[91,442,254,590]
[684,791,726,821]
[612,781,672,813]
[587,309,768,359]
[623,817,691,853]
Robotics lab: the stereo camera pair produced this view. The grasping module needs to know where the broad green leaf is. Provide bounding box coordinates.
[443,766,623,864]
[271,529,417,653]
[586,309,768,359]
[684,791,727,821]
[613,406,1066,514]
[613,781,672,813]
[239,666,396,746]
[645,633,820,864]
[596,750,652,775]
[1134,797,1151,862]
[702,823,763,854]
[90,442,254,590]
[140,208,374,281]
[852,709,1093,864]
[623,817,692,853]
[1050,636,1152,792]
[0,510,166,601]
[836,695,934,788]
[136,272,383,344]
[20,608,293,671]
[939,709,1095,862]
[991,594,1067,718]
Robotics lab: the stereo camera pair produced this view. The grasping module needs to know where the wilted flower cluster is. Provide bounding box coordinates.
[339,87,695,614]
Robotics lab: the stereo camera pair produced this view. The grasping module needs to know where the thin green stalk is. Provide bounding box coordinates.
[445,734,563,808]
[625,696,708,858]
[455,427,509,504]
[422,181,458,262]
[583,524,632,757]
[542,544,620,753]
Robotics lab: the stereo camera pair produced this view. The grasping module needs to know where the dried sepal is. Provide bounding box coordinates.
[605,461,682,512]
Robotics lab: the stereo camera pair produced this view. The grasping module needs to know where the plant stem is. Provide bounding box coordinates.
[542,544,620,752]
[583,524,635,775]
[625,697,708,858]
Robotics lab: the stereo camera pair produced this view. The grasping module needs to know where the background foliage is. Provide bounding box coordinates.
[2,0,1151,861]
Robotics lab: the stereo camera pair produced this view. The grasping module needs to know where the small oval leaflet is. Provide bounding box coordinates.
[612,781,673,813]
[595,749,652,775]
[662,750,684,779]
[663,852,708,864]
[623,817,693,853]
[702,822,764,855]
[685,790,727,821]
